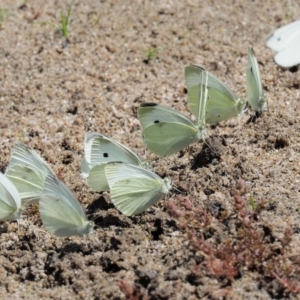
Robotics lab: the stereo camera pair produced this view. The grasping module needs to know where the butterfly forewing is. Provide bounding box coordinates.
[266,20,300,52]
[138,103,202,156]
[82,133,143,179]
[246,46,267,112]
[5,143,55,205]
[6,143,55,176]
[185,65,245,124]
[84,133,142,166]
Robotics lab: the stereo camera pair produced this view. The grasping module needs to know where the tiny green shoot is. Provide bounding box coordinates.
[144,47,160,63]
[60,0,74,38]
[249,193,255,210]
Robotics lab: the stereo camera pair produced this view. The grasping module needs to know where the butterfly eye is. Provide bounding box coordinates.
[103,153,109,158]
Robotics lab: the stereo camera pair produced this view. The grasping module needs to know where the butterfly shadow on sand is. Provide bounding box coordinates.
[191,136,226,170]
[87,195,133,229]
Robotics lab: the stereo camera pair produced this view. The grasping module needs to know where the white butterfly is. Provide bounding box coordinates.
[5,142,55,205]
[185,65,246,124]
[39,174,94,237]
[246,46,267,112]
[0,172,23,221]
[105,162,171,216]
[266,20,300,68]
[137,69,209,157]
[82,133,145,191]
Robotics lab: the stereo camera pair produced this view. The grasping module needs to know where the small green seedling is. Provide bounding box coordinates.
[60,0,74,38]
[144,47,161,63]
[249,193,256,210]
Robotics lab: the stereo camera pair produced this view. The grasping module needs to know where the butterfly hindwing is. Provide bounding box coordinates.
[5,165,45,205]
[86,164,109,192]
[0,173,23,221]
[274,38,300,68]
[105,163,171,216]
[39,175,94,237]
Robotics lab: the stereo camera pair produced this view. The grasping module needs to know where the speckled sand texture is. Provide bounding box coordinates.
[0,0,300,299]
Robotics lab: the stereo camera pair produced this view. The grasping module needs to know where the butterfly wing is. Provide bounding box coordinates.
[39,175,94,237]
[82,133,144,191]
[246,46,267,112]
[0,173,22,221]
[184,67,209,128]
[137,103,202,156]
[274,38,300,68]
[86,164,109,192]
[266,20,300,52]
[81,133,143,178]
[5,143,55,204]
[185,65,245,124]
[6,142,55,176]
[105,163,171,216]
[5,165,45,205]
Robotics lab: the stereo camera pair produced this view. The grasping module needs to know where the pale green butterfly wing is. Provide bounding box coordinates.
[5,165,45,205]
[185,65,246,124]
[82,133,144,191]
[105,163,171,216]
[6,142,55,176]
[137,103,202,157]
[187,69,209,132]
[39,175,94,237]
[0,173,23,221]
[246,46,267,112]
[86,164,109,192]
[5,142,55,204]
[82,133,143,178]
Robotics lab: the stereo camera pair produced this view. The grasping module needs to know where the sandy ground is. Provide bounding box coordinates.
[0,0,300,299]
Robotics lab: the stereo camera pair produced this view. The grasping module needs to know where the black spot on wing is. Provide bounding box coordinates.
[140,103,158,107]
[103,153,109,158]
[154,120,160,124]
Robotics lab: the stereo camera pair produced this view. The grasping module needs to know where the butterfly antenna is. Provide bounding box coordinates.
[172,184,181,193]
[16,218,20,234]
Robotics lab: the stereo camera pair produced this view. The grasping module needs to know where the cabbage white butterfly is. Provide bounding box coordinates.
[5,142,55,205]
[105,162,171,216]
[82,133,145,191]
[0,173,23,221]
[266,21,300,68]
[185,65,246,124]
[137,70,209,157]
[246,46,267,112]
[39,174,94,237]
